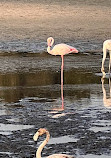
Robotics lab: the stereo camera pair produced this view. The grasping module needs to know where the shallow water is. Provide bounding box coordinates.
[0,52,111,158]
[0,0,111,157]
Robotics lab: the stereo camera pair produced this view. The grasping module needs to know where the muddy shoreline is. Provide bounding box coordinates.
[0,53,111,158]
[0,0,111,47]
[0,1,111,158]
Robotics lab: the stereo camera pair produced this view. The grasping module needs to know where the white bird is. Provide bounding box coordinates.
[101,39,111,76]
[33,128,74,158]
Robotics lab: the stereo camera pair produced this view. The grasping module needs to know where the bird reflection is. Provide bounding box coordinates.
[101,77,111,108]
[61,75,64,110]
[48,81,75,118]
[50,81,64,113]
[48,79,65,118]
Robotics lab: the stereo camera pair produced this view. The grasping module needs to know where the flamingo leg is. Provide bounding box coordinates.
[109,77,111,98]
[109,51,111,75]
[61,55,64,109]
[101,47,107,76]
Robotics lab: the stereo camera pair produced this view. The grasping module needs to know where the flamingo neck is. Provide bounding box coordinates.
[47,46,51,54]
[47,46,54,55]
[36,131,50,158]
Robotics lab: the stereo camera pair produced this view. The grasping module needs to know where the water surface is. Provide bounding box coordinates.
[0,0,111,157]
[0,52,111,158]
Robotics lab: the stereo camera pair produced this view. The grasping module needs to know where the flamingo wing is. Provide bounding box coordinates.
[52,44,78,56]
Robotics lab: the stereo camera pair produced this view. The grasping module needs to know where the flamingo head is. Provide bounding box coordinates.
[70,47,78,53]
[33,128,47,141]
[47,37,54,47]
[72,48,78,53]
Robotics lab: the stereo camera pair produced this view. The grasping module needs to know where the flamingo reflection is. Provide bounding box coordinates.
[101,77,111,108]
[49,82,64,113]
[51,79,64,112]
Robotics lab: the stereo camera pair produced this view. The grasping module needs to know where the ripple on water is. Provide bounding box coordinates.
[0,123,34,135]
[48,135,79,144]
[81,154,111,158]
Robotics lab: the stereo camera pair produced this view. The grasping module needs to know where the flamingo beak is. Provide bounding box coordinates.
[74,48,78,53]
[33,132,39,141]
[47,40,51,47]
[70,48,78,53]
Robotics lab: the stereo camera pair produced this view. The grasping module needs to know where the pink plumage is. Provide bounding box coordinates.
[51,43,78,56]
[47,37,78,56]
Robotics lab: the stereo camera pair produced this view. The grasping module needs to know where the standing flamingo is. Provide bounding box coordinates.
[101,39,111,76]
[33,128,74,158]
[47,37,78,109]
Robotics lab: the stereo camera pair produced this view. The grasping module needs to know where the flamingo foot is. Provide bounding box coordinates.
[102,71,106,77]
[101,77,104,82]
[101,68,106,76]
[101,67,104,72]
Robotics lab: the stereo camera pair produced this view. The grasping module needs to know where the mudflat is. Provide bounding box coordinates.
[0,0,111,43]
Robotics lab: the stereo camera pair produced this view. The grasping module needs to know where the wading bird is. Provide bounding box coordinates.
[101,39,111,76]
[47,37,78,109]
[33,128,74,158]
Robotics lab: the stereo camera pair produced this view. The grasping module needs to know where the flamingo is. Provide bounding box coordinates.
[33,128,74,158]
[47,37,78,109]
[101,77,111,108]
[101,39,111,76]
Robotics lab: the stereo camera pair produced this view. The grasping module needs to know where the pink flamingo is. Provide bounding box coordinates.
[33,128,74,158]
[101,39,111,76]
[47,37,78,109]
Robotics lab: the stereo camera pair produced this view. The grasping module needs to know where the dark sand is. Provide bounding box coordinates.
[0,0,111,43]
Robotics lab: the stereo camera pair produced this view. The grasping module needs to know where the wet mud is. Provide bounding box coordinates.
[0,0,111,157]
[0,53,111,158]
